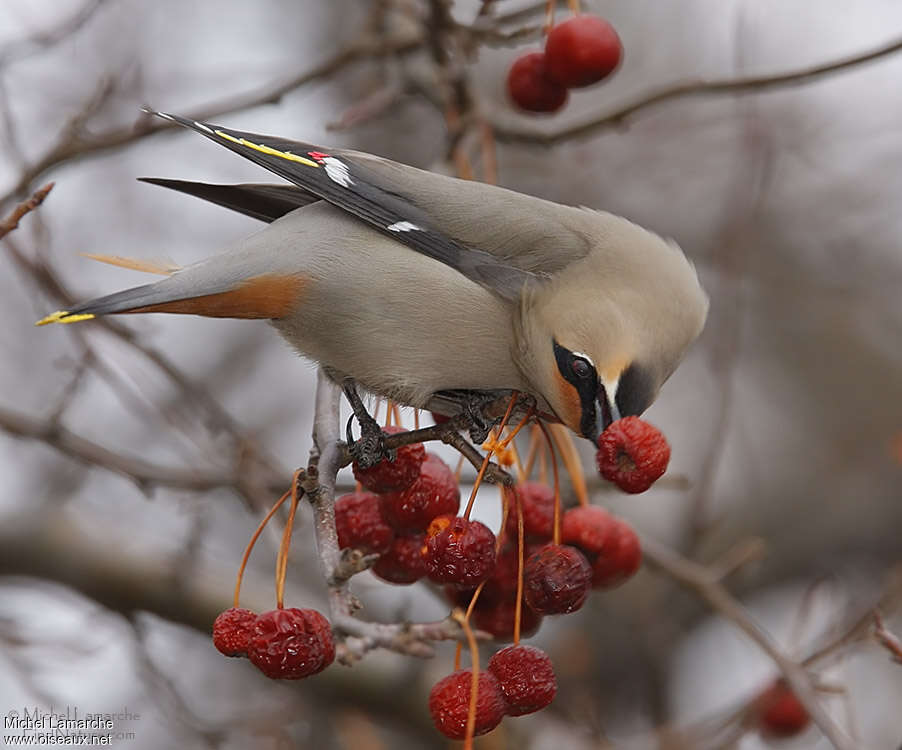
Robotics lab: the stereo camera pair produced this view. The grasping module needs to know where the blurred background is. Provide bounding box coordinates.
[1,1,901,748]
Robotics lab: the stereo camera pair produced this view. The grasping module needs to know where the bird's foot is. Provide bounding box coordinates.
[343,381,395,469]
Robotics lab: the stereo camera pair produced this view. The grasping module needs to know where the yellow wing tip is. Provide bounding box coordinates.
[35,311,96,326]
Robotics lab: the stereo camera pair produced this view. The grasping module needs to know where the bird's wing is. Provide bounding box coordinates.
[146,110,595,298]
[138,178,319,223]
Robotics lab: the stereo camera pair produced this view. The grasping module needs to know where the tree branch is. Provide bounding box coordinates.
[0,182,53,239]
[493,34,902,145]
[641,534,856,750]
[0,30,422,207]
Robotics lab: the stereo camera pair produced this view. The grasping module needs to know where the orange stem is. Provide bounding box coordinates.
[462,392,519,519]
[233,488,291,607]
[548,423,589,507]
[275,471,302,608]
[523,424,542,479]
[458,613,481,750]
[513,485,525,644]
[537,421,562,545]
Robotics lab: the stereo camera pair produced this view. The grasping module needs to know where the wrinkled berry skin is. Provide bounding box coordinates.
[507,52,569,113]
[352,425,426,493]
[504,482,555,542]
[428,670,507,740]
[212,607,257,657]
[524,543,592,614]
[335,491,395,554]
[561,505,614,555]
[596,416,670,494]
[248,608,334,679]
[371,533,428,584]
[488,645,557,716]
[590,518,641,588]
[755,680,811,737]
[473,598,543,642]
[545,15,623,88]
[425,515,497,586]
[382,453,460,532]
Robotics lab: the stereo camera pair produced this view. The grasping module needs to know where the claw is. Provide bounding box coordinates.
[343,380,395,468]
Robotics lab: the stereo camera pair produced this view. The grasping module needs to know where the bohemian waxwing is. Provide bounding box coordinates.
[38,110,708,442]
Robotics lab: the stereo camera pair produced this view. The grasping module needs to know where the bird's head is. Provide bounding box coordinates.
[515,212,708,442]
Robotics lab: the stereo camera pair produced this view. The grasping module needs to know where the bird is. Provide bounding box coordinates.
[37,109,708,444]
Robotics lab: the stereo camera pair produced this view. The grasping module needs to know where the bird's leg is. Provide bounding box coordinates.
[430,389,513,444]
[343,381,394,469]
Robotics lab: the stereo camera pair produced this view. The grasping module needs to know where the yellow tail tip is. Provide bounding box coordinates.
[35,311,96,326]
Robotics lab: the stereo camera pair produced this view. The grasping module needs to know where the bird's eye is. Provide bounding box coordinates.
[571,357,592,379]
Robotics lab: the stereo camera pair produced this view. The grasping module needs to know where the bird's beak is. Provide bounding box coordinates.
[588,381,620,442]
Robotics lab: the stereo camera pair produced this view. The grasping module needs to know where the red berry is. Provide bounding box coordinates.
[596,416,670,494]
[371,533,428,584]
[212,607,256,657]
[335,491,394,554]
[480,543,522,603]
[507,52,569,113]
[488,645,557,716]
[352,425,425,493]
[431,411,451,424]
[755,680,811,737]
[473,598,543,641]
[381,453,460,532]
[247,608,334,679]
[544,15,623,88]
[428,669,507,740]
[590,519,641,588]
[504,482,555,543]
[425,515,497,586]
[561,505,614,556]
[524,543,592,614]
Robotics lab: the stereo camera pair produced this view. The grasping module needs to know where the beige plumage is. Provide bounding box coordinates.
[38,111,708,442]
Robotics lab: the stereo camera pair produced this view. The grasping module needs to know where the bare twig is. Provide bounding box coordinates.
[493,35,902,145]
[873,612,902,664]
[0,30,423,207]
[0,182,53,239]
[0,404,256,495]
[641,534,856,750]
[0,0,108,68]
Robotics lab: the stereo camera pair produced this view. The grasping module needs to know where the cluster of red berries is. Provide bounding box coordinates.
[429,644,556,739]
[211,412,672,742]
[213,606,335,679]
[508,14,623,114]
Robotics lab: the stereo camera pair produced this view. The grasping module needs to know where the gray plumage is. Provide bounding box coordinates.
[42,112,709,441]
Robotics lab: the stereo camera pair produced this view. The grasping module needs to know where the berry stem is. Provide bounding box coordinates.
[514,486,525,645]
[567,0,581,14]
[463,392,519,519]
[453,453,466,483]
[522,424,542,479]
[451,610,481,750]
[414,408,420,430]
[497,407,535,449]
[537,421,562,546]
[275,470,303,609]
[233,487,291,608]
[543,0,555,33]
[548,423,589,506]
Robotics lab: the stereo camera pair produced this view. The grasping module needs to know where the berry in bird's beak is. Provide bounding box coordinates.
[595,416,670,493]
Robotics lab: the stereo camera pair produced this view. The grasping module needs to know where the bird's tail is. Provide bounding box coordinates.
[36,254,306,326]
